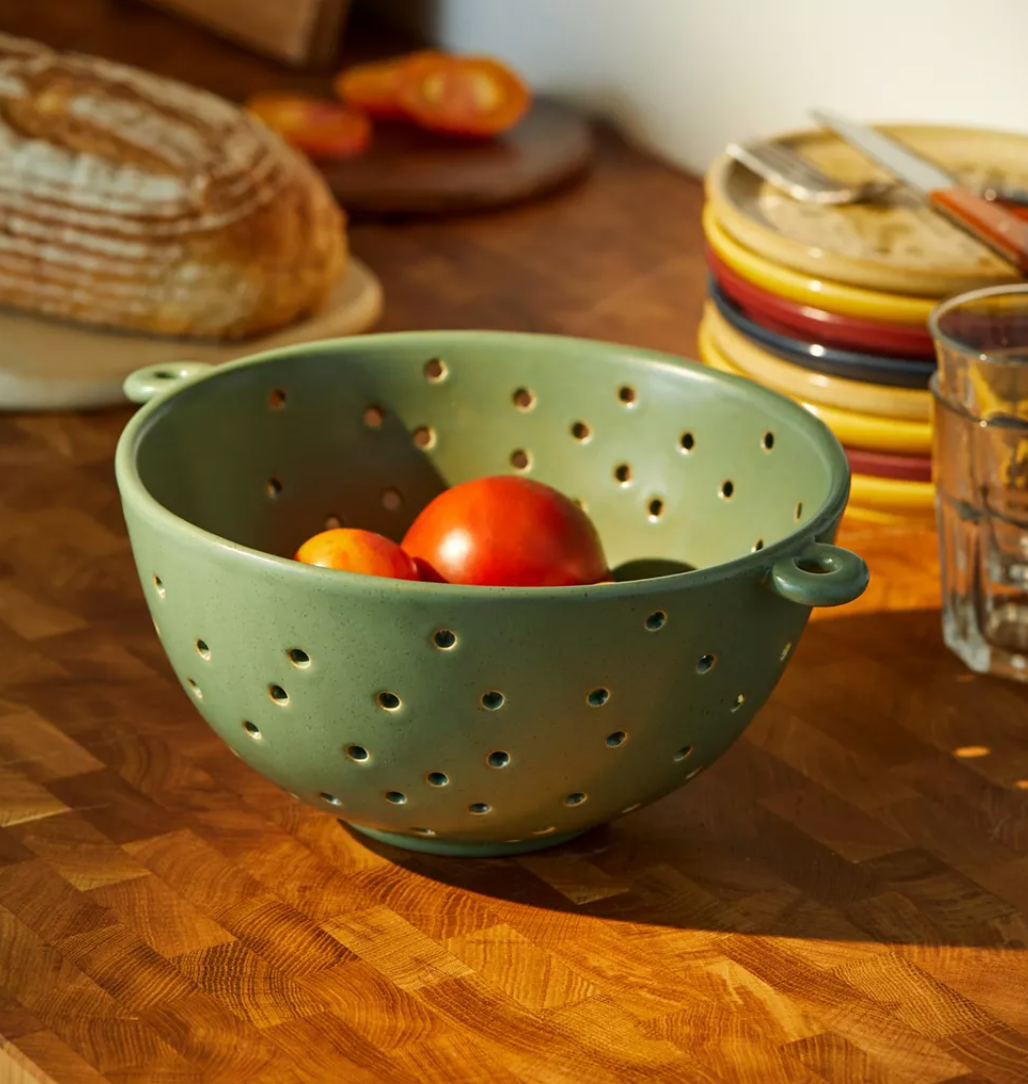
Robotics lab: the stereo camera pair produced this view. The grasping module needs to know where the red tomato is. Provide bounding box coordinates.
[402,476,609,587]
[334,51,445,119]
[295,528,419,580]
[246,94,371,159]
[395,54,530,137]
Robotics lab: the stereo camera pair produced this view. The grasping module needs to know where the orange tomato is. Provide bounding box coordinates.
[334,51,444,118]
[295,528,420,580]
[395,54,530,137]
[246,94,371,159]
[402,476,609,587]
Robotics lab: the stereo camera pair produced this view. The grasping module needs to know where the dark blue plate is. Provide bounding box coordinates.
[708,277,935,389]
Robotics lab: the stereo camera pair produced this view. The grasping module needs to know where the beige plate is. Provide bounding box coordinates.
[706,124,1028,296]
[0,256,382,412]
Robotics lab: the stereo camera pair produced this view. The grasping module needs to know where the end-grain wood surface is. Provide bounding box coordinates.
[2,4,1028,1083]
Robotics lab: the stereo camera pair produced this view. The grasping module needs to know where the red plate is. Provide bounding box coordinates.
[707,248,936,359]
[845,446,932,482]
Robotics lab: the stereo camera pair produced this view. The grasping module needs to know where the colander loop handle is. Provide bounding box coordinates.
[768,542,869,608]
[124,362,213,404]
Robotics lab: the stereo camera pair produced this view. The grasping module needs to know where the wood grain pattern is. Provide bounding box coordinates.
[1,4,1027,1082]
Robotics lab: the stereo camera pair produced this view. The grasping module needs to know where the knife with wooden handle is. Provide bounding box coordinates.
[811,109,1028,275]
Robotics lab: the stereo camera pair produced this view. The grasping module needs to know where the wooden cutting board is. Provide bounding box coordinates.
[0,257,381,412]
[319,97,594,214]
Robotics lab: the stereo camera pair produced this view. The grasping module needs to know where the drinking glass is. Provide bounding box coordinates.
[931,284,1028,681]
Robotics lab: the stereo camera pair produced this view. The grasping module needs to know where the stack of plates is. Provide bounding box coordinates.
[699,123,1028,525]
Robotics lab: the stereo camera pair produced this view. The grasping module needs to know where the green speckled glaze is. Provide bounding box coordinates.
[115,331,867,856]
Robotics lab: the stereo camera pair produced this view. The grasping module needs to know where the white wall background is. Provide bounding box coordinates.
[404,0,1028,175]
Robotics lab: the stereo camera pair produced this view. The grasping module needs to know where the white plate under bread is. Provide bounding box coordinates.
[0,257,382,411]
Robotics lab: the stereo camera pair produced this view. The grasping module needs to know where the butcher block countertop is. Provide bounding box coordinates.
[2,4,1028,1083]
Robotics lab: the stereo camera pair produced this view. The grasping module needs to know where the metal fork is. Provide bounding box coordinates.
[727,139,1028,207]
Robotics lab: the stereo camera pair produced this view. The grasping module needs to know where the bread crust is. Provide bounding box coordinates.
[0,33,346,339]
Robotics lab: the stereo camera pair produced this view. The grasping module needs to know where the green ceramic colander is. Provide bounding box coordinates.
[115,331,867,857]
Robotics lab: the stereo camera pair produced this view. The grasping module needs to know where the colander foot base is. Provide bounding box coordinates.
[347,822,589,857]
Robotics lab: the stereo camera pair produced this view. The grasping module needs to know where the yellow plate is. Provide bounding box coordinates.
[846,503,935,526]
[698,316,932,455]
[703,205,936,326]
[850,472,934,513]
[706,124,1028,296]
[704,302,930,421]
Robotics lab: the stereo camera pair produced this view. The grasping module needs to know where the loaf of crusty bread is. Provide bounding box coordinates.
[0,33,346,339]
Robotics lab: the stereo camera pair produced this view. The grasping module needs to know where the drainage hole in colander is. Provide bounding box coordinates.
[346,744,370,762]
[269,388,287,410]
[680,431,695,453]
[385,791,407,805]
[564,792,587,807]
[533,826,556,835]
[411,826,436,836]
[413,426,436,450]
[320,792,342,806]
[686,766,704,781]
[732,693,746,712]
[195,639,210,661]
[781,642,792,662]
[487,750,511,769]
[606,731,627,748]
[673,744,693,762]
[481,690,505,711]
[468,802,491,815]
[512,387,535,411]
[382,488,403,512]
[510,449,531,472]
[242,720,262,740]
[426,771,449,787]
[153,574,165,599]
[645,610,667,631]
[324,513,344,530]
[424,358,447,382]
[268,684,289,705]
[697,654,716,674]
[621,802,642,814]
[288,648,311,668]
[762,430,775,451]
[570,421,592,442]
[364,405,385,429]
[647,498,664,521]
[266,476,283,499]
[377,691,402,711]
[794,501,803,521]
[587,687,610,707]
[753,539,764,552]
[618,385,637,406]
[187,679,202,699]
[720,480,734,500]
[614,463,632,485]
[433,629,457,650]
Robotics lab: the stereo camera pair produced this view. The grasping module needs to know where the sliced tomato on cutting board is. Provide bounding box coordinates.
[395,55,530,137]
[247,94,371,159]
[334,51,444,118]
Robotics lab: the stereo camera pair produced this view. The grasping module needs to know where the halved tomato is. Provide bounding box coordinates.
[334,51,444,119]
[246,93,371,159]
[395,55,530,137]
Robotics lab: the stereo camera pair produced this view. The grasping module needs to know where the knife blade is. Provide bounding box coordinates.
[812,109,1028,275]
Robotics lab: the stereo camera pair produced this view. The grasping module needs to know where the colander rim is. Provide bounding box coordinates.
[115,329,851,600]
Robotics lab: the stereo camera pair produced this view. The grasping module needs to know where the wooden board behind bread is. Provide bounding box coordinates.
[141,0,352,67]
